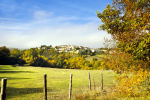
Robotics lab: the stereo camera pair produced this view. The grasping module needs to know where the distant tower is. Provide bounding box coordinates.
[68,44,70,47]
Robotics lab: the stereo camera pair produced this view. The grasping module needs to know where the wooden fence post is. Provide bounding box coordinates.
[88,73,91,91]
[1,78,7,100]
[93,78,95,90]
[69,74,73,100]
[101,74,103,90]
[44,74,47,100]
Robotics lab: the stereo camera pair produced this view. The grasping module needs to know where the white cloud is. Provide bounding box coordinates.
[0,21,112,48]
[0,15,112,48]
[34,10,53,20]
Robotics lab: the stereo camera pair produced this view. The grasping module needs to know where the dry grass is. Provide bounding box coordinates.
[73,86,150,100]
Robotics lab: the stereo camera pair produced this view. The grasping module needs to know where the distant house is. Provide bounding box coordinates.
[60,45,67,48]
[79,49,85,51]
[91,49,100,52]
[70,45,76,50]
[75,50,80,54]
[55,45,76,53]
[37,47,41,49]
[41,47,46,49]
[68,51,74,53]
[54,45,92,53]
[75,49,85,54]
[79,46,84,49]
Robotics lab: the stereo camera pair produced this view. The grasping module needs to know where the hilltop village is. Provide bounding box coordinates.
[36,44,108,54]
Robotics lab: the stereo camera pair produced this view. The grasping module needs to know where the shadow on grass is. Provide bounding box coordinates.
[0,66,14,70]
[0,77,30,80]
[0,71,34,73]
[0,65,26,71]
[6,87,48,99]
[0,68,12,70]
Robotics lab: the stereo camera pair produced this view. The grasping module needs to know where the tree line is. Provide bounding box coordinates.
[0,45,102,70]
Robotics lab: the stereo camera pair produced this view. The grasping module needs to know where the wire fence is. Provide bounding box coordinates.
[0,72,113,100]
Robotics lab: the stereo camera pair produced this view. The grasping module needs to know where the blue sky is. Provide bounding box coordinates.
[0,0,113,48]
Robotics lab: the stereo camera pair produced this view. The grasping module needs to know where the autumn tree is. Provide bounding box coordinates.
[97,0,149,43]
[97,0,150,97]
[97,0,150,68]
[22,48,38,65]
[37,49,44,55]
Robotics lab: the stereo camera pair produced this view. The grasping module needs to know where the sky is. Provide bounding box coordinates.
[0,0,113,49]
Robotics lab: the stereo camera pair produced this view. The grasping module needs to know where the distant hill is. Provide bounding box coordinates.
[8,47,29,51]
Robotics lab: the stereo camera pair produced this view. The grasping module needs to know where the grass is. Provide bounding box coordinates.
[84,54,112,62]
[1,65,150,100]
[0,65,115,100]
[84,54,103,62]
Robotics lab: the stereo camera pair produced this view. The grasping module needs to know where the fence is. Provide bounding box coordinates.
[0,78,7,100]
[0,73,104,100]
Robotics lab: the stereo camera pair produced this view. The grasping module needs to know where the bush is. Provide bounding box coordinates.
[93,58,98,61]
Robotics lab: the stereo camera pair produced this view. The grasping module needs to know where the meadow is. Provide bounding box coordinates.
[0,65,115,100]
[84,54,113,62]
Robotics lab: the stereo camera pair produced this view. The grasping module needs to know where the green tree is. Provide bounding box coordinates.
[92,58,98,61]
[78,50,86,57]
[86,49,92,55]
[0,46,10,64]
[76,47,80,50]
[10,48,21,58]
[54,53,66,68]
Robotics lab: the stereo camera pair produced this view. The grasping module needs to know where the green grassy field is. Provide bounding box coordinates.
[0,65,115,100]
